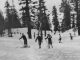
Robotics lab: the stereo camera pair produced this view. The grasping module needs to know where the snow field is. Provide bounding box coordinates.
[0,28,80,60]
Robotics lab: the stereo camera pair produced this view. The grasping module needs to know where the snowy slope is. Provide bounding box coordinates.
[0,28,80,60]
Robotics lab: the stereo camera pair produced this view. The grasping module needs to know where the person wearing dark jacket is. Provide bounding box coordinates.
[69,33,73,40]
[19,33,28,47]
[35,35,42,49]
[45,34,53,48]
[59,34,62,43]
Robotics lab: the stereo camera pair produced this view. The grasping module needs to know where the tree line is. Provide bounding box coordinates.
[0,0,80,38]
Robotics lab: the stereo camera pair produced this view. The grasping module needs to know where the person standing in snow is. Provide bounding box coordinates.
[19,33,28,47]
[35,35,42,49]
[45,34,53,48]
[34,32,35,39]
[59,34,62,43]
[69,33,73,40]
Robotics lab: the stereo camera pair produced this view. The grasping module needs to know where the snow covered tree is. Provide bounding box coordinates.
[52,6,59,33]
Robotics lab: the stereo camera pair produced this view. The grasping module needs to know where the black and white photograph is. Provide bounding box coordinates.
[0,0,80,60]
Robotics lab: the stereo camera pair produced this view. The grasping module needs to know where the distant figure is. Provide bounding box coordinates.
[35,35,42,49]
[59,34,62,43]
[19,33,28,47]
[17,32,19,34]
[45,34,53,48]
[69,33,73,40]
[54,31,56,35]
[34,32,35,39]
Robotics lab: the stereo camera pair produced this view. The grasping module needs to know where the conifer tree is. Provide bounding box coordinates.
[5,0,12,37]
[74,0,80,35]
[0,11,4,36]
[19,0,32,38]
[38,0,50,37]
[10,6,21,28]
[64,3,71,30]
[60,0,71,32]
[52,6,59,33]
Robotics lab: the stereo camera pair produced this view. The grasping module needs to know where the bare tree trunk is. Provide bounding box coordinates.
[28,25,32,39]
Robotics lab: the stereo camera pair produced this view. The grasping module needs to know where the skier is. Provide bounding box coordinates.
[45,34,53,48]
[34,32,35,39]
[59,34,62,43]
[69,33,73,40]
[19,33,28,48]
[35,35,42,49]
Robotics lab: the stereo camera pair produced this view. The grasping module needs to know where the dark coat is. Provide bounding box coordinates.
[20,35,27,44]
[35,36,42,44]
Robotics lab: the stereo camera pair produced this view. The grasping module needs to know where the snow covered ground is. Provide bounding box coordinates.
[0,28,80,60]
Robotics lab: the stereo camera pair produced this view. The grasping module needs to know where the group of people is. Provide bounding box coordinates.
[19,33,62,49]
[19,32,73,49]
[35,34,53,49]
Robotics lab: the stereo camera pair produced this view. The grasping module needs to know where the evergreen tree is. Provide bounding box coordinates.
[29,1,39,29]
[64,3,71,30]
[52,6,59,32]
[74,0,80,35]
[60,0,71,32]
[5,0,21,37]
[38,0,50,37]
[42,10,50,36]
[10,8,21,28]
[19,0,32,39]
[21,10,26,27]
[5,0,12,37]
[0,11,4,36]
